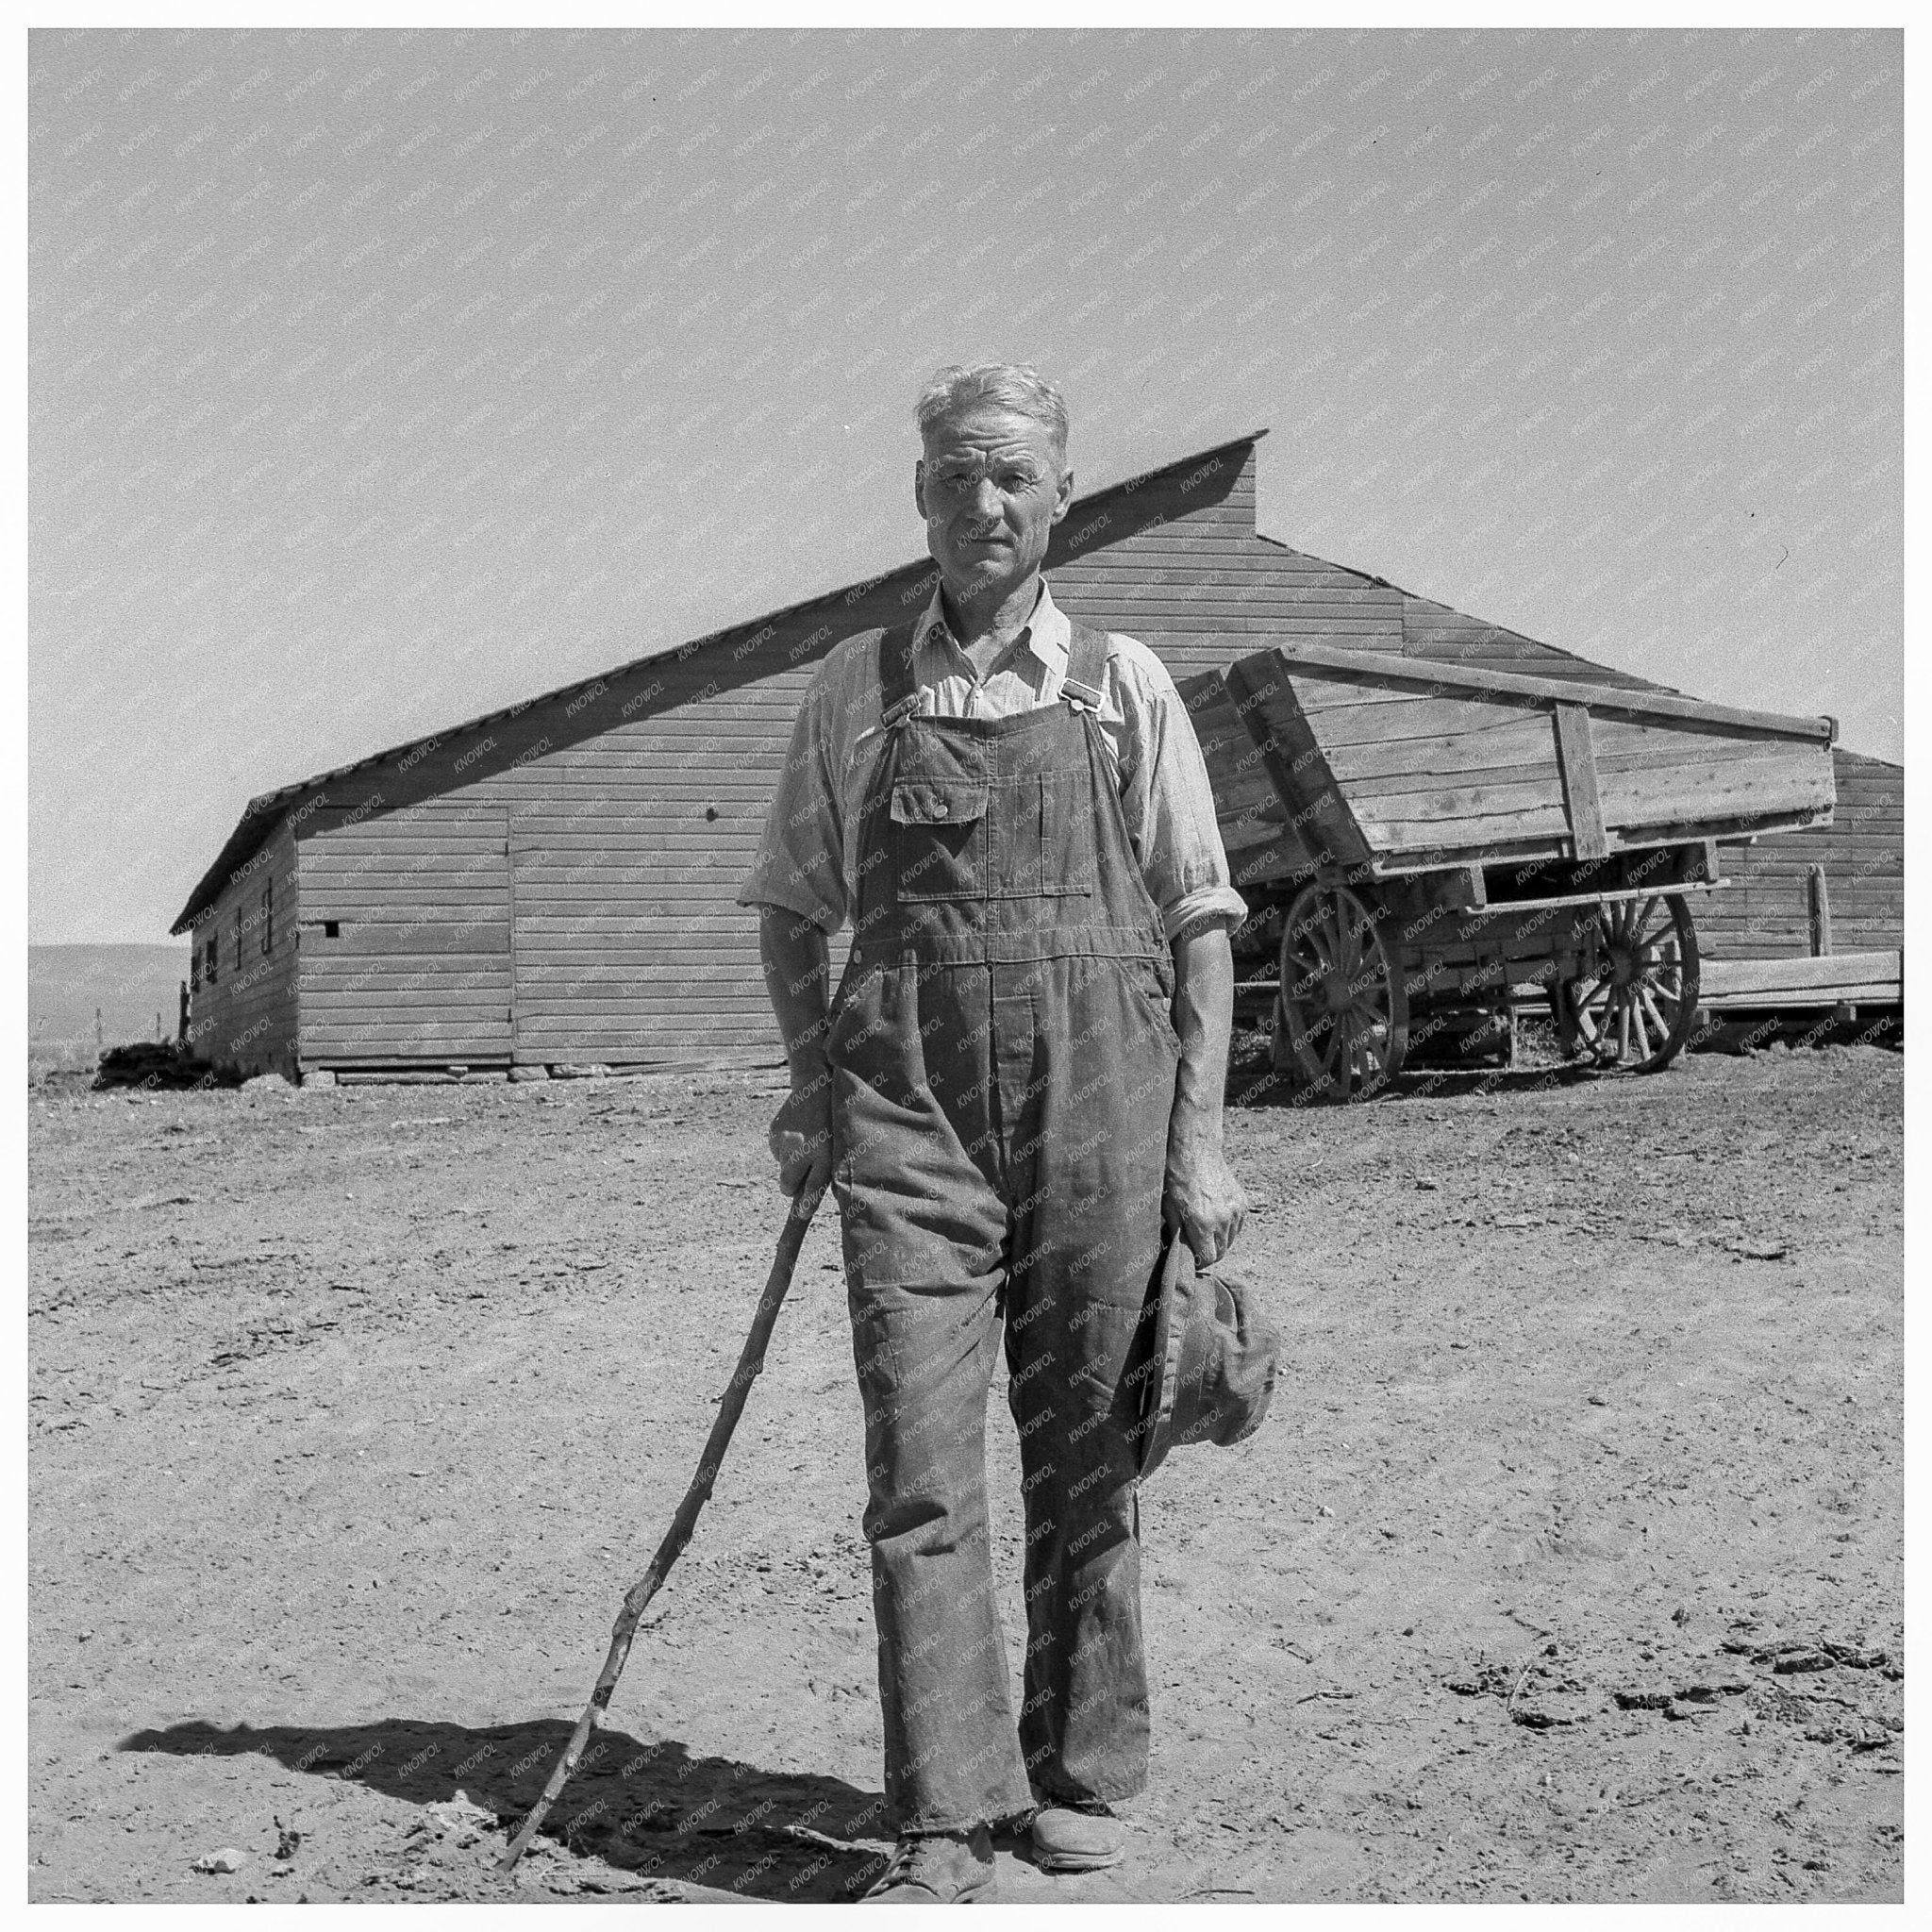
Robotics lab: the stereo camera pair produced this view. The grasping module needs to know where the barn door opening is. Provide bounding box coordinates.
[296,805,514,1069]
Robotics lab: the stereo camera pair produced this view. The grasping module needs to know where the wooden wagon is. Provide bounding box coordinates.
[1179,643,1839,1099]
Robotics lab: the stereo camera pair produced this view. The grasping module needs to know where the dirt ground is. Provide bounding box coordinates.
[27,1038,1904,1904]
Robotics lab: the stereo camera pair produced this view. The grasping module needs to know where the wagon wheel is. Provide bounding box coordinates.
[1273,881,1409,1101]
[1561,893,1701,1074]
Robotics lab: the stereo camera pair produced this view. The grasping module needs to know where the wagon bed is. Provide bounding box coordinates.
[1179,643,1839,1097]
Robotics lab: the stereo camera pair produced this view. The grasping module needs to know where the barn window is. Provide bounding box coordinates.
[206,933,218,984]
[324,921,340,939]
[261,881,274,956]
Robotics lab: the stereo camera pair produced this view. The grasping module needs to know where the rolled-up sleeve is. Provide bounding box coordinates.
[1112,643,1249,941]
[739,666,849,935]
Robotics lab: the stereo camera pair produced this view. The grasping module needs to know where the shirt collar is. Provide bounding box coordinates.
[918,577,1070,676]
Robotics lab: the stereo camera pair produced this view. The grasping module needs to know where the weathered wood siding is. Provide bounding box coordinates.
[176,432,1901,1070]
[185,817,300,1077]
[297,802,514,1066]
[1697,750,1905,959]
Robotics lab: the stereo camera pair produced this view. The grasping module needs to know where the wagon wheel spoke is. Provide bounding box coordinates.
[1289,936,1329,974]
[1335,911,1363,976]
[1628,991,1652,1062]
[1324,1013,1349,1099]
[1638,985,1674,1038]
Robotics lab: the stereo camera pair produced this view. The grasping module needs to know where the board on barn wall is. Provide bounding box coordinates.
[296,803,513,1067]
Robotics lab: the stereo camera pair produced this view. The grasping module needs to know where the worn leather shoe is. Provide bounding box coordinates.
[1030,1798,1125,1873]
[859,1824,996,1902]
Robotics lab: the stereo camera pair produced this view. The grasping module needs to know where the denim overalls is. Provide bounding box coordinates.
[828,619,1182,1831]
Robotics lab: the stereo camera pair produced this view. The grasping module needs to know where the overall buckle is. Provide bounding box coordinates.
[1060,675,1104,716]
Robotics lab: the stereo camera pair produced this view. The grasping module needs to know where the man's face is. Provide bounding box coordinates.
[915,405,1073,603]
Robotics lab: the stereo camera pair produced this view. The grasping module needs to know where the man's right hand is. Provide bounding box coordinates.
[769,1065,834,1200]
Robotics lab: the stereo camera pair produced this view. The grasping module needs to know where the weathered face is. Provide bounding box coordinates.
[914,404,1073,603]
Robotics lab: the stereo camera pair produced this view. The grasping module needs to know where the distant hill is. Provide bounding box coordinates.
[29,943,191,1066]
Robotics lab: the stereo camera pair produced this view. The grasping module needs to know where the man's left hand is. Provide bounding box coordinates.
[1165,1124,1247,1268]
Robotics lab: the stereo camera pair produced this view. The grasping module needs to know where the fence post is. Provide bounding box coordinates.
[1807,864,1832,958]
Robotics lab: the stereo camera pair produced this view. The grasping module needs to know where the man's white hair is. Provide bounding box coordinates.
[915,363,1069,459]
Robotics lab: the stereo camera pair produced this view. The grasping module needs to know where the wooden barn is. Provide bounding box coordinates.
[171,430,1905,1081]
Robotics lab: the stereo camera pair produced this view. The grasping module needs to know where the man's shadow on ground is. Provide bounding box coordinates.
[121,1715,892,1902]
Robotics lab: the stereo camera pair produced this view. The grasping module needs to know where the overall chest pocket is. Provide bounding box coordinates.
[1031,768,1098,898]
[890,776,990,901]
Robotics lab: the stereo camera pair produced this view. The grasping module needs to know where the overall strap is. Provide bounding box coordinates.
[876,622,924,729]
[1061,621,1109,713]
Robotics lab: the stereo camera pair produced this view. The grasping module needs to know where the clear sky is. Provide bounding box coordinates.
[29,25,1902,944]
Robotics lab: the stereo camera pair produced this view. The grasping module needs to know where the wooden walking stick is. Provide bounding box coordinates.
[499,1182,823,1872]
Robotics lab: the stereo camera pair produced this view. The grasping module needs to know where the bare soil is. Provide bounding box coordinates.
[27,1041,1903,1903]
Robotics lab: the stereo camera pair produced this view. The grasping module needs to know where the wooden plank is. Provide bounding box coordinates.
[1056,590,1405,614]
[1807,864,1833,957]
[1599,760,1837,832]
[1240,641,1838,743]
[513,1002,773,1019]
[1332,739,1564,796]
[1351,773,1570,833]
[1366,806,1577,853]
[1553,705,1608,862]
[303,991,513,1012]
[300,833,519,856]
[296,924,510,956]
[1058,562,1397,588]
[298,867,519,893]
[1590,714,1837,765]
[304,1019,514,1037]
[301,950,511,975]
[1698,983,1900,1009]
[298,894,518,921]
[1700,950,1901,997]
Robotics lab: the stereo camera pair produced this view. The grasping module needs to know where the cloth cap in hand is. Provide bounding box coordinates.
[1137,1223,1281,1481]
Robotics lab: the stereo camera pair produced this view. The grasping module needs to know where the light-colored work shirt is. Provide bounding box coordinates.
[740,578,1248,942]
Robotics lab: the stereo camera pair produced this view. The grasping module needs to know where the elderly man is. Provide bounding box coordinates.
[740,363,1247,1902]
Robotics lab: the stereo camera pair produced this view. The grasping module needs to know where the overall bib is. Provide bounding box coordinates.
[829,620,1183,1832]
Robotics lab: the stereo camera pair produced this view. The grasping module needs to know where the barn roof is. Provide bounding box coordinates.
[168,425,1669,935]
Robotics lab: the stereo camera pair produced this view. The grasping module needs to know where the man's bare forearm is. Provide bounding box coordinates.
[1169,919,1234,1141]
[1163,918,1245,1262]
[757,904,831,1072]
